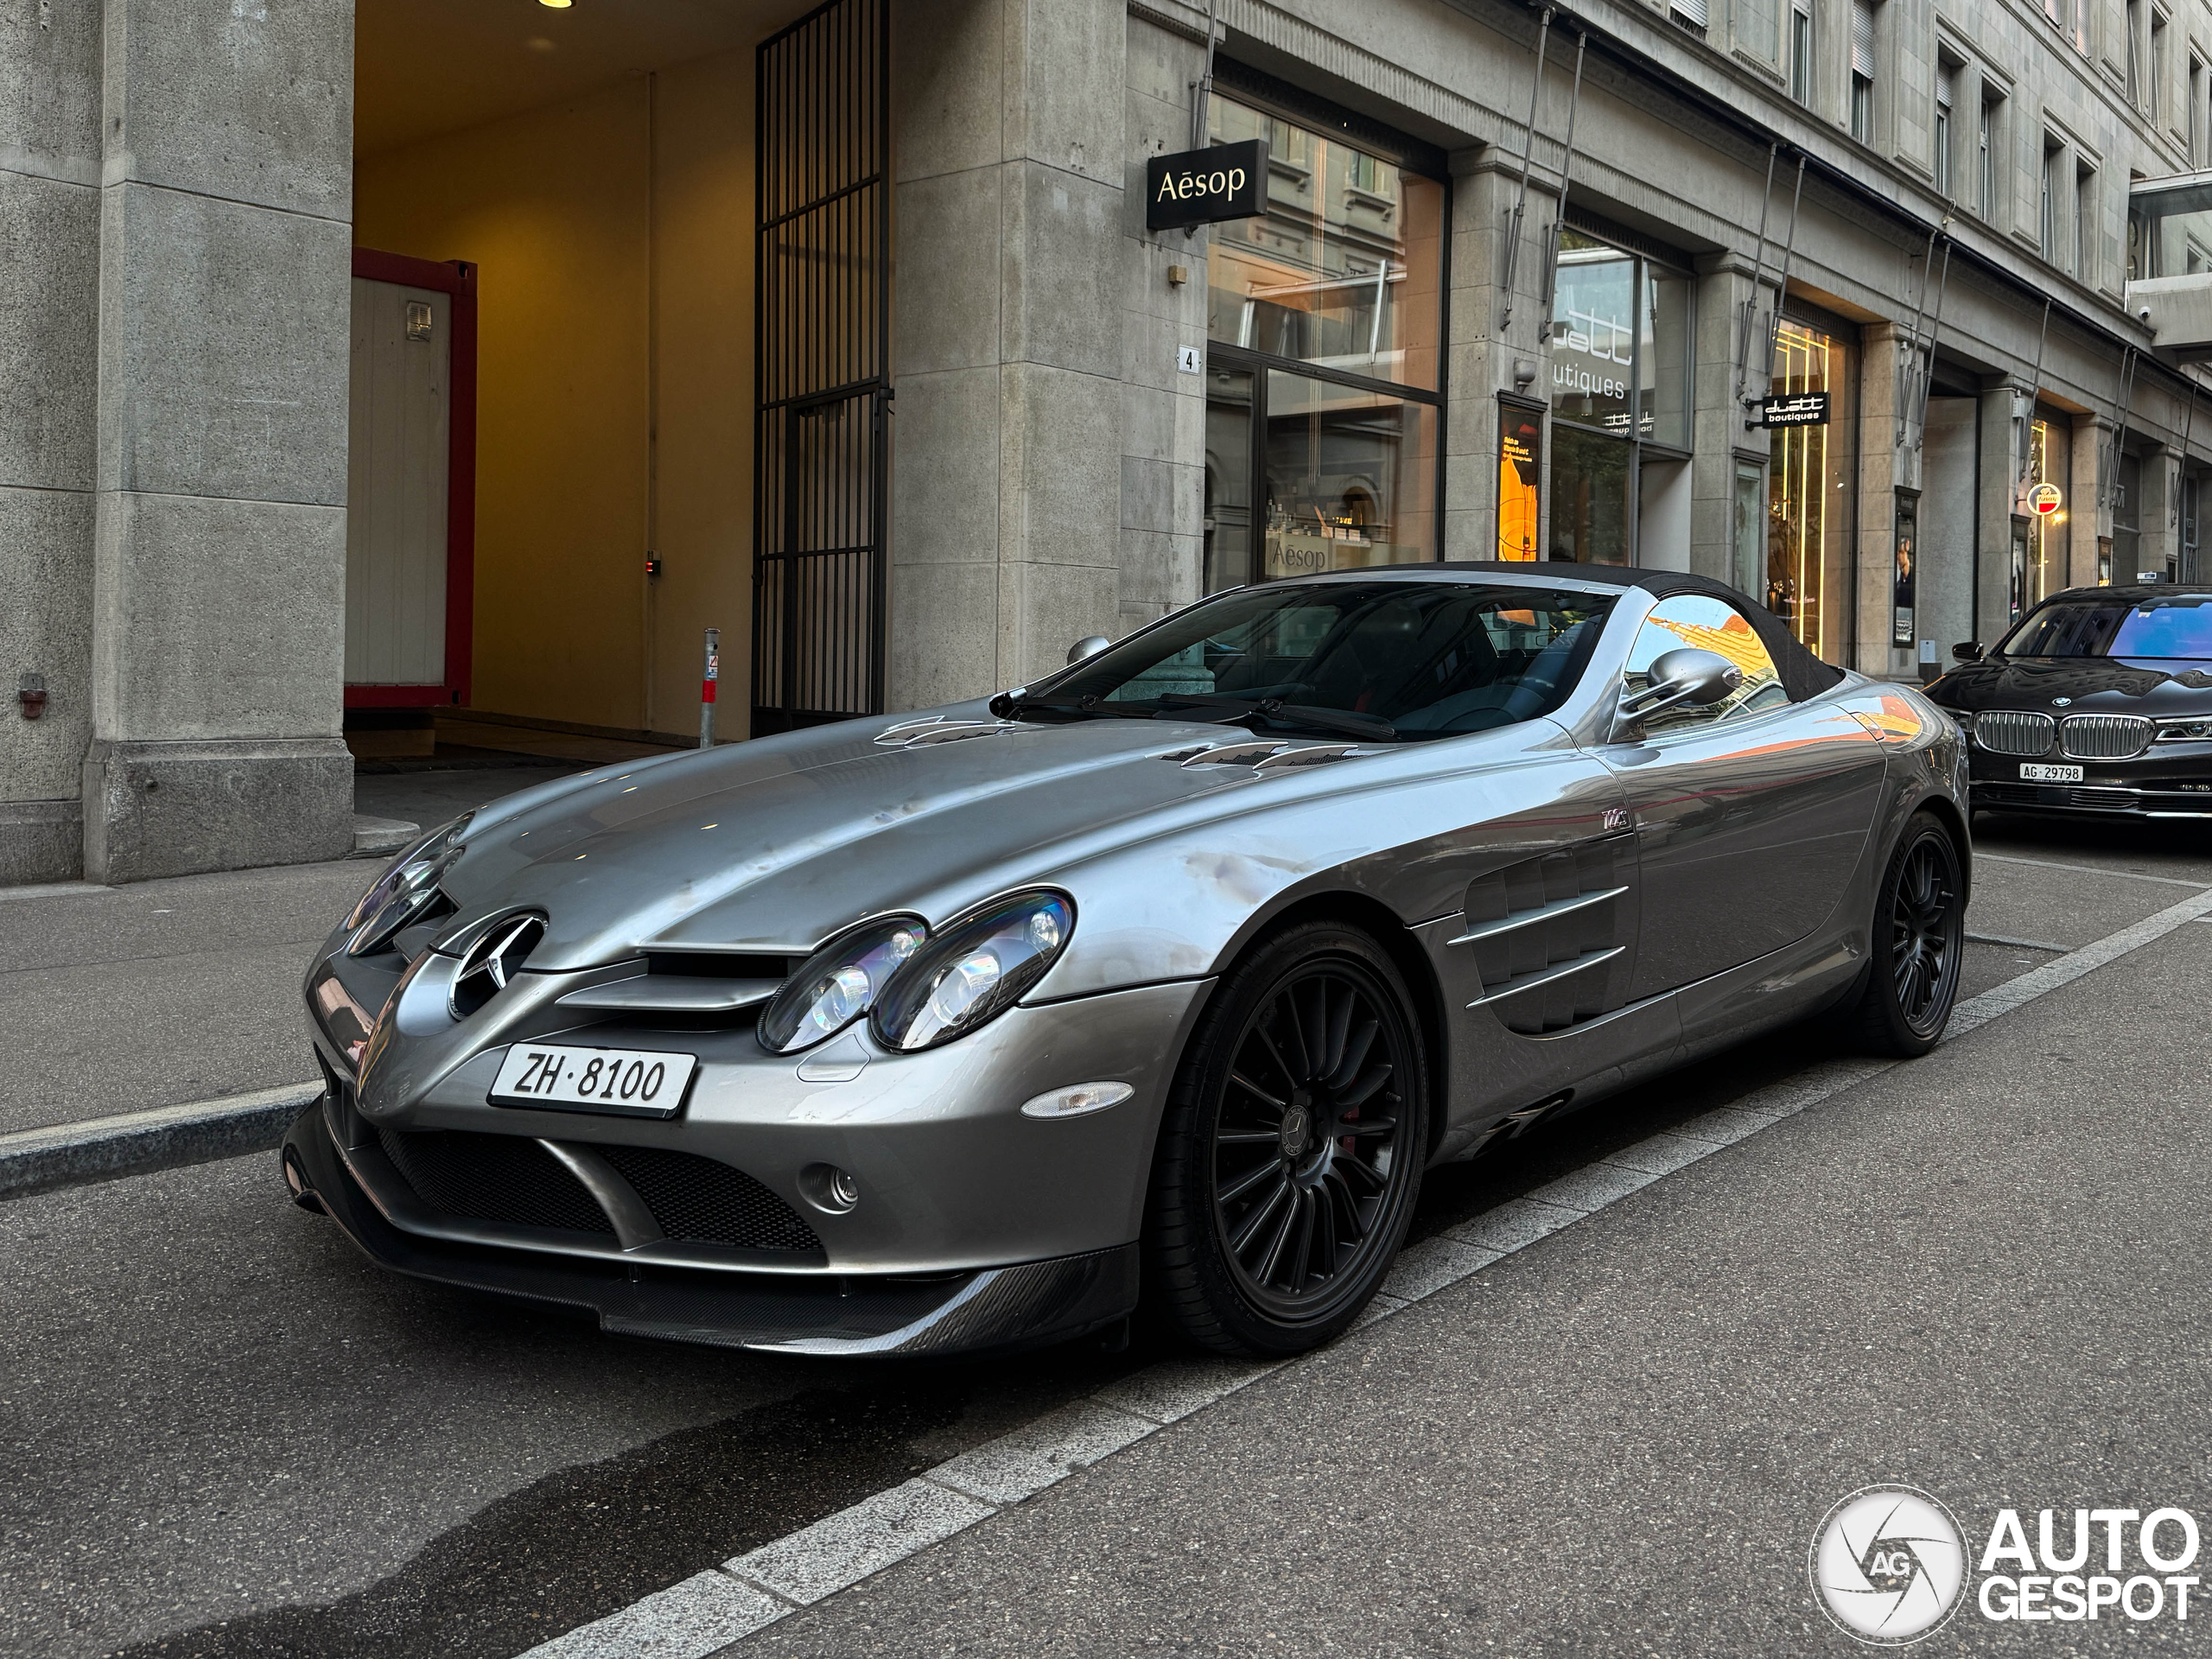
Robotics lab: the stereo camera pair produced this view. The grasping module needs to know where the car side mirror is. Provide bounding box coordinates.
[1951,640,1983,663]
[1618,648,1743,724]
[1065,634,1110,665]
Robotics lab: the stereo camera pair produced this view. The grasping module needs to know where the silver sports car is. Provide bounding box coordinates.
[287,563,1969,1358]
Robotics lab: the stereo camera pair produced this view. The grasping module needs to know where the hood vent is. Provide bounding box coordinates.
[874,717,1020,748]
[1175,741,1374,771]
[558,950,792,1018]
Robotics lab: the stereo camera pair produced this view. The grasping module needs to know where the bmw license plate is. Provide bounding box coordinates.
[490,1043,696,1118]
[2019,762,2084,783]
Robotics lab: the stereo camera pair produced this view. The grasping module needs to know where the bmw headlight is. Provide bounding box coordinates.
[758,915,928,1054]
[344,813,473,957]
[869,890,1075,1052]
[2156,715,2212,741]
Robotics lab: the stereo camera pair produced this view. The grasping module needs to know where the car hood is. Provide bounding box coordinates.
[435,709,1378,972]
[1924,656,2212,714]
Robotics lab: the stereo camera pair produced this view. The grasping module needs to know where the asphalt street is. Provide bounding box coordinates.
[3,811,2209,1657]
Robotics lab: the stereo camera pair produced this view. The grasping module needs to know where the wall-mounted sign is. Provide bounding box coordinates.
[1146,139,1268,232]
[1754,391,1829,428]
[2029,481,2063,517]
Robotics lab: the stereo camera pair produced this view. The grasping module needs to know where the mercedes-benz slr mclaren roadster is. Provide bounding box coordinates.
[288,563,1970,1358]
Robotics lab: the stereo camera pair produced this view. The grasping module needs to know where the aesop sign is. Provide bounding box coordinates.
[1146,139,1269,232]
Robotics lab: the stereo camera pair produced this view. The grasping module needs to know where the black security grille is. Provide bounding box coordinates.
[753,0,891,735]
[376,1128,614,1236]
[596,1145,823,1253]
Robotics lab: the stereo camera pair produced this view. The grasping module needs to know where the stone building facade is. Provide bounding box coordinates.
[3,0,2206,884]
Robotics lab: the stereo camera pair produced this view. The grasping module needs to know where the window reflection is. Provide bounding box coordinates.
[1263,372,1438,577]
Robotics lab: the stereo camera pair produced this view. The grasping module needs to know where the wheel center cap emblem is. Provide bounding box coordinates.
[1280,1106,1311,1157]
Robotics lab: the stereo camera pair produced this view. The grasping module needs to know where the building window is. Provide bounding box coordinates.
[1765,317,1855,657]
[1498,401,1542,561]
[2041,137,2064,264]
[2151,10,2169,122]
[1849,0,1875,141]
[1934,60,1957,196]
[2126,0,2145,107]
[2192,54,2204,163]
[1203,92,1445,590]
[1979,91,2001,218]
[2076,162,2097,282]
[1547,231,1694,565]
[1790,0,1814,103]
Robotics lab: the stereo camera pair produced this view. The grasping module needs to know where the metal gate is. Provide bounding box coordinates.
[752,0,890,734]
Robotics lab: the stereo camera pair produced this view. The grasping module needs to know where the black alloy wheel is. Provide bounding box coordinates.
[1146,921,1428,1357]
[1849,810,1966,1057]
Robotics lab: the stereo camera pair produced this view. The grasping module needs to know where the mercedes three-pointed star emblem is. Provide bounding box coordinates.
[451,912,545,1017]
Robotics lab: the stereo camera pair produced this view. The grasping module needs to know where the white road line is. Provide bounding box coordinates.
[1966,930,2068,952]
[1974,851,2212,889]
[514,883,2212,1659]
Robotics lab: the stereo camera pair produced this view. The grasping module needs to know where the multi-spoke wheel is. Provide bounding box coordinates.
[1848,810,1966,1057]
[1145,921,1427,1356]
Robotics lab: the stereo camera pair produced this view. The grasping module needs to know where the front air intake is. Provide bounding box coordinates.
[595,1145,823,1252]
[375,1127,615,1236]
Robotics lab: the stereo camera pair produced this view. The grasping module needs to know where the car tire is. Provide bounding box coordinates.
[1847,810,1967,1058]
[1143,920,1429,1357]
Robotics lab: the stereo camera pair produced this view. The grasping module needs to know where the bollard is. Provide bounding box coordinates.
[700,628,720,749]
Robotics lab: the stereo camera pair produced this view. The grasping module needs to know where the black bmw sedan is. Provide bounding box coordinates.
[1926,584,2212,819]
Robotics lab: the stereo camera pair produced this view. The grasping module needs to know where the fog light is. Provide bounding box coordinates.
[799,1163,860,1214]
[1019,1081,1134,1120]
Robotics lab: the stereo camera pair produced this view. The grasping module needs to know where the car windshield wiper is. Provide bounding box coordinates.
[995,690,1157,721]
[1151,693,1396,742]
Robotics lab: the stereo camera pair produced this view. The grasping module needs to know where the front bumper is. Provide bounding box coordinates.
[285,1101,1140,1356]
[1967,745,2212,817]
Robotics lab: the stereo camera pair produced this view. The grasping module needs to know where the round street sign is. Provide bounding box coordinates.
[2029,481,2063,517]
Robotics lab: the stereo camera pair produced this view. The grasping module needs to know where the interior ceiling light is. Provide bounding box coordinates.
[538,0,572,9]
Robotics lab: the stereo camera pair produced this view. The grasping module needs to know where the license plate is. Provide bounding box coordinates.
[490,1043,696,1118]
[2019,762,2084,783]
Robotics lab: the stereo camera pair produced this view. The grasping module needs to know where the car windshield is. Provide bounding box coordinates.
[1997,594,2212,661]
[1027,581,1617,740]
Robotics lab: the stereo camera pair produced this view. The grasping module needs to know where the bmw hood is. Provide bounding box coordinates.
[1926,657,2212,715]
[430,709,1337,971]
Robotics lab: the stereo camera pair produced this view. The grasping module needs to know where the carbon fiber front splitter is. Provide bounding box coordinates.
[282,1103,1139,1357]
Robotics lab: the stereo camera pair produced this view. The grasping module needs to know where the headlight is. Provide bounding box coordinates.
[757,915,928,1054]
[868,890,1075,1052]
[2156,716,2212,741]
[344,814,473,957]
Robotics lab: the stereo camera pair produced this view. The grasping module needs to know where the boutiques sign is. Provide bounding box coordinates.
[1147,140,1269,231]
[1754,391,1830,429]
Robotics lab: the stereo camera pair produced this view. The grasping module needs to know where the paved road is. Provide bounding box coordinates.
[2,811,2208,1658]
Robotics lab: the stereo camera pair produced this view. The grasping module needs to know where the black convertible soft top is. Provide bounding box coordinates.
[1464,560,1847,703]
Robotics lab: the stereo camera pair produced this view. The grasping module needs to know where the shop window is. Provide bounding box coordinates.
[2022,416,2069,613]
[2113,449,2142,580]
[1765,317,1855,657]
[1892,492,1919,648]
[1547,229,1694,564]
[1204,91,1445,589]
[1498,401,1542,562]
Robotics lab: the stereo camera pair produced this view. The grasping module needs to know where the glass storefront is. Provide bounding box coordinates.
[1498,400,1542,560]
[2014,416,2069,616]
[1204,92,1445,589]
[1764,316,1856,656]
[1545,230,1693,563]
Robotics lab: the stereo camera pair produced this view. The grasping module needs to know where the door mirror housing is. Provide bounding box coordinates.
[1951,640,1983,663]
[1065,634,1111,665]
[1617,647,1743,724]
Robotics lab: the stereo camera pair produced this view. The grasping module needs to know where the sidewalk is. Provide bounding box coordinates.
[0,762,582,1143]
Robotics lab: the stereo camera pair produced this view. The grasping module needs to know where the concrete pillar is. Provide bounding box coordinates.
[0,1,103,882]
[887,0,1135,710]
[1853,322,1906,675]
[1694,252,1755,587]
[2069,412,2109,588]
[1441,156,1551,562]
[2138,445,2177,579]
[81,0,356,883]
[1975,380,2025,645]
[1918,397,1978,667]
